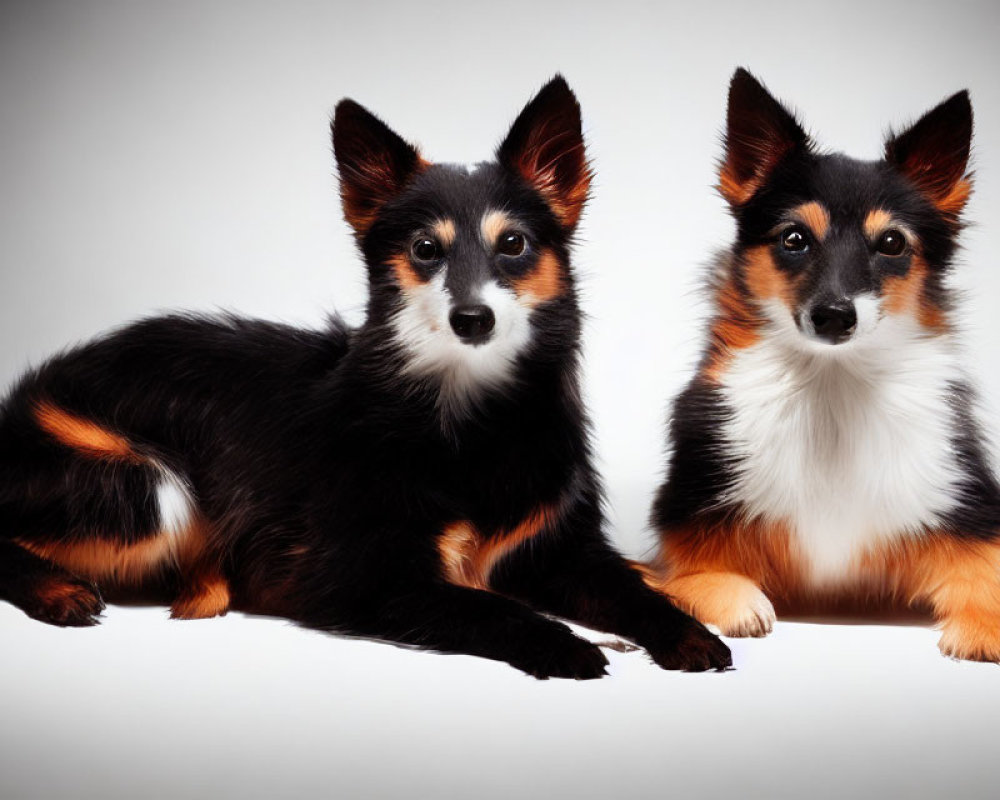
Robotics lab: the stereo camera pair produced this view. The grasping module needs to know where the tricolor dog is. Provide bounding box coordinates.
[0,77,730,678]
[645,69,1000,663]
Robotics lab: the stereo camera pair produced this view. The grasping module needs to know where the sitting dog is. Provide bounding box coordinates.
[646,68,1000,662]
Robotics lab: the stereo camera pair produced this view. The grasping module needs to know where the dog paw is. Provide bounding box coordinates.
[938,614,1000,663]
[170,575,231,620]
[29,575,105,627]
[646,618,733,672]
[715,588,775,638]
[513,631,610,680]
[664,572,775,638]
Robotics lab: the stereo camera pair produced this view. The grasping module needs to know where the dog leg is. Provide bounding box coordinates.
[493,523,732,671]
[905,538,1000,662]
[313,581,610,680]
[171,567,231,620]
[0,538,105,626]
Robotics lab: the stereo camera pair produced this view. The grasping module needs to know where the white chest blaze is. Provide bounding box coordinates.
[718,300,965,584]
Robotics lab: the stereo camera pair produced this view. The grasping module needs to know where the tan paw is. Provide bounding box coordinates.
[664,572,775,638]
[171,576,231,620]
[938,613,1000,663]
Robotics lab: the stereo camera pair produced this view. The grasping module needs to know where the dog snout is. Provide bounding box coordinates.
[449,304,495,344]
[807,300,857,344]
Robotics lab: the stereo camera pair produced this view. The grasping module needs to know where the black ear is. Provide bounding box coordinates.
[332,100,425,237]
[497,75,591,230]
[718,68,811,206]
[884,91,973,219]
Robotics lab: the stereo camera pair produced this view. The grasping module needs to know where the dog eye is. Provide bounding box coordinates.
[780,226,809,253]
[876,229,906,257]
[411,238,441,262]
[497,232,526,257]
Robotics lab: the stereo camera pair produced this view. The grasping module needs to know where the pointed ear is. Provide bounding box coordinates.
[497,75,591,230]
[884,91,973,219]
[718,68,811,206]
[332,100,425,237]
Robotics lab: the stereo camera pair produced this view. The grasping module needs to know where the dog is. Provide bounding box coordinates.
[0,77,730,678]
[644,68,1000,662]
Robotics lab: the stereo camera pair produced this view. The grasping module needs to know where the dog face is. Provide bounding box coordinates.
[717,69,972,354]
[331,77,590,414]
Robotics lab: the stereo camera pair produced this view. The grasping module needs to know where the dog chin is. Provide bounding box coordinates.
[392,275,533,417]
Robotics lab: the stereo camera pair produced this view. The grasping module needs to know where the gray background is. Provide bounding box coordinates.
[1,1,999,798]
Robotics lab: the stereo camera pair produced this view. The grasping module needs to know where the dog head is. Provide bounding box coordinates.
[331,77,590,415]
[715,68,972,357]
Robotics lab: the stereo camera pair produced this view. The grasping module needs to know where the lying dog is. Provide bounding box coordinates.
[0,77,730,678]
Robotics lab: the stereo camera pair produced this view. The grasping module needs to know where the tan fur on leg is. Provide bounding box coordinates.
[171,572,231,620]
[870,535,1000,662]
[654,571,775,638]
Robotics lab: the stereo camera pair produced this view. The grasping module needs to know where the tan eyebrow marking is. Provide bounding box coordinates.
[864,209,894,240]
[480,210,514,246]
[790,201,830,240]
[431,218,456,248]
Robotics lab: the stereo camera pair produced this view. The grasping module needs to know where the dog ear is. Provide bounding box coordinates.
[718,68,811,206]
[332,100,425,237]
[497,75,591,231]
[884,91,973,219]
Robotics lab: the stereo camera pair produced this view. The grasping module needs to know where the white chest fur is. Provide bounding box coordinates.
[718,313,965,584]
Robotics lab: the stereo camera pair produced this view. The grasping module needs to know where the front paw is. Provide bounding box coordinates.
[29,575,105,627]
[646,617,733,672]
[938,613,1000,663]
[513,628,610,680]
[663,572,775,638]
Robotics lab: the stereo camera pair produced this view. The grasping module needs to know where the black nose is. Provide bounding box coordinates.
[449,304,495,343]
[809,301,857,344]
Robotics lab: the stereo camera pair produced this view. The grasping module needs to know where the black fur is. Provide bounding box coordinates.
[0,77,730,678]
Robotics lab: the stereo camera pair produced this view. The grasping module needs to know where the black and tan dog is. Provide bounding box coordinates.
[0,77,730,678]
[646,69,1000,662]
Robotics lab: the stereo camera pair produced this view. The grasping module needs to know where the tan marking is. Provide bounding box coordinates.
[513,249,563,306]
[743,245,794,306]
[863,208,893,240]
[937,178,972,218]
[480,210,513,246]
[718,137,798,208]
[513,141,590,228]
[705,244,799,379]
[34,576,97,608]
[342,155,431,236]
[19,533,180,585]
[171,572,231,619]
[439,505,560,591]
[718,168,756,207]
[652,571,774,638]
[790,201,830,240]
[702,263,767,383]
[882,254,947,332]
[655,518,800,599]
[388,253,423,290]
[648,515,1000,660]
[859,534,1000,662]
[17,515,210,587]
[35,402,139,462]
[431,218,456,249]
